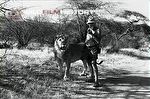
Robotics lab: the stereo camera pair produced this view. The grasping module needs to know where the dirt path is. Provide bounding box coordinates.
[0,48,150,99]
[69,49,150,98]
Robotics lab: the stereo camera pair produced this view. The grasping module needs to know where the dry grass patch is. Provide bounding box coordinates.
[0,47,150,98]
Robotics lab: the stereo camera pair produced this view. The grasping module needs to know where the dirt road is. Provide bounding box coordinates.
[0,48,150,99]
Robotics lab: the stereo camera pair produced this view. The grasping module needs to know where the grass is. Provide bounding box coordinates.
[0,47,150,99]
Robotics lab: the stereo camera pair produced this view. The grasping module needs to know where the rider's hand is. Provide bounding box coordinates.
[88,28,95,34]
[87,28,91,32]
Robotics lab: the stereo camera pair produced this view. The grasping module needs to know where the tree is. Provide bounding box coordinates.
[111,10,150,51]
[32,16,57,46]
[65,0,118,42]
[0,0,13,45]
[4,20,37,49]
[116,10,149,24]
[0,0,10,14]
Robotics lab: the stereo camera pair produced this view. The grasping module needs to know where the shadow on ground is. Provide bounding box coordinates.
[0,59,150,99]
[118,50,150,60]
[71,74,150,98]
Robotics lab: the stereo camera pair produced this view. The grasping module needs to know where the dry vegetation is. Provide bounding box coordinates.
[0,47,150,99]
[0,0,150,98]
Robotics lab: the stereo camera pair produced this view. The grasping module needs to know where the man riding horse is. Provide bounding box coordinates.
[85,16,102,87]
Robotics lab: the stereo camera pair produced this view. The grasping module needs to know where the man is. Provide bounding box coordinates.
[85,16,101,87]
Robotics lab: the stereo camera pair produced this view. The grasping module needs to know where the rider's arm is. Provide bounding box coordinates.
[96,29,102,48]
[88,28,95,34]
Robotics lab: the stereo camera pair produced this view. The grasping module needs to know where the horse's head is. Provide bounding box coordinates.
[55,34,69,50]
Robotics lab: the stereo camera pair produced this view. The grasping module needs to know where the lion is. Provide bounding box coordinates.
[53,34,90,76]
[53,34,102,87]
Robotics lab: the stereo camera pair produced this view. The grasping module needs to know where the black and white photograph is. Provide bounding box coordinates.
[0,0,150,98]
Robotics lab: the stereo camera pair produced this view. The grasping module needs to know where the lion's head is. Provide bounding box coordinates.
[54,34,68,50]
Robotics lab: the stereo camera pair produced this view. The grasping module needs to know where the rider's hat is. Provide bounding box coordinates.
[87,16,95,24]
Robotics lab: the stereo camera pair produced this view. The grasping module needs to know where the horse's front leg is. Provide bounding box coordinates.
[63,61,71,81]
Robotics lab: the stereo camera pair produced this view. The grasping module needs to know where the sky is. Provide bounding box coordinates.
[107,0,149,17]
[3,0,150,22]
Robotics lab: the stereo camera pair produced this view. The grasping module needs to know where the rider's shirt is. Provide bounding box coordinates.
[85,27,100,47]
[85,33,96,47]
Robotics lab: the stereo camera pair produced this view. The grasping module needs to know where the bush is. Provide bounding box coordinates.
[0,15,149,50]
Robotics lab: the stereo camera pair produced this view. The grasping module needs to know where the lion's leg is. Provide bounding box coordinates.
[87,60,94,79]
[63,61,71,81]
[57,58,63,75]
[53,51,57,61]
[80,59,88,76]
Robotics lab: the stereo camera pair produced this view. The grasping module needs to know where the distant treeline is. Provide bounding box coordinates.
[0,15,149,51]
